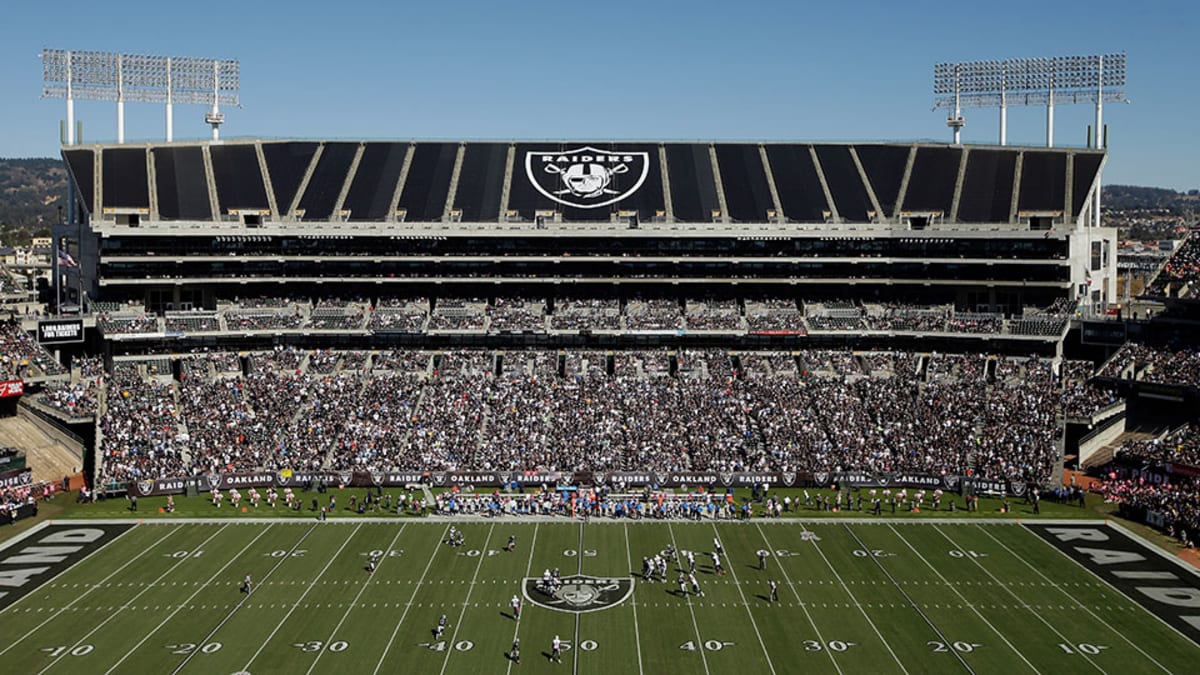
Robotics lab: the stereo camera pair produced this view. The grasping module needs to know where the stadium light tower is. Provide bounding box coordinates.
[41,49,240,144]
[932,53,1126,149]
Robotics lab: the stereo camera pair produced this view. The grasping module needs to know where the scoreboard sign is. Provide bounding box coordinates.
[38,319,84,344]
[0,380,23,398]
[1080,320,1127,346]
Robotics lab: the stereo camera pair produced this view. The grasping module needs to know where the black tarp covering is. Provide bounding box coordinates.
[297,142,358,221]
[764,145,827,222]
[344,142,409,221]
[397,143,458,222]
[153,147,211,220]
[210,144,268,213]
[262,142,318,215]
[814,145,872,222]
[666,144,719,222]
[958,150,1016,223]
[101,147,149,209]
[714,144,774,222]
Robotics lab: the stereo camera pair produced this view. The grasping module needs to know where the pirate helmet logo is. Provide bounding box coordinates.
[522,574,634,614]
[525,147,650,209]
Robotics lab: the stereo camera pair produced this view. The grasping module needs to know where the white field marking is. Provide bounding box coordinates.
[437,524,496,675]
[710,523,777,675]
[666,523,711,675]
[0,522,146,615]
[104,524,277,674]
[795,522,910,674]
[884,524,1045,674]
[980,524,1176,673]
[371,523,451,675]
[241,523,364,672]
[0,524,175,655]
[754,523,841,674]
[38,524,233,674]
[504,523,539,675]
[305,523,408,675]
[171,522,320,675]
[574,521,583,675]
[839,524,972,674]
[621,523,646,675]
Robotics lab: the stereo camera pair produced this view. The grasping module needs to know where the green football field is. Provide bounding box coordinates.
[1,518,1197,674]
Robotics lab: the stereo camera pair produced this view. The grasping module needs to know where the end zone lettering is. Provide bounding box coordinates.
[0,523,134,609]
[1026,523,1200,643]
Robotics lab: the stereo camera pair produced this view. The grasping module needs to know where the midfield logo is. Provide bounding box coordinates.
[522,574,634,614]
[525,147,649,209]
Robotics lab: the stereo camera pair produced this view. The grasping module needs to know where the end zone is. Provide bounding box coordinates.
[0,522,135,610]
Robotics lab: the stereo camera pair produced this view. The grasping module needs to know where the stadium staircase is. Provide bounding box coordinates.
[1082,430,1159,470]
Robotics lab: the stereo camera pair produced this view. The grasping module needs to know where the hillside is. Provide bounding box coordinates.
[0,158,68,242]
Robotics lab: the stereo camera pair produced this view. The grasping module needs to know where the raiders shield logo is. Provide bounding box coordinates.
[1010,482,1027,497]
[337,470,353,486]
[943,475,960,490]
[525,147,649,209]
[719,472,734,486]
[137,479,155,496]
[655,472,669,485]
[593,472,606,485]
[207,473,222,489]
[371,471,384,486]
[431,472,446,487]
[523,575,634,614]
[813,472,829,486]
[782,472,797,487]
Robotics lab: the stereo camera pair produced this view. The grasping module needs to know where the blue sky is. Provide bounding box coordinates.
[1,0,1196,189]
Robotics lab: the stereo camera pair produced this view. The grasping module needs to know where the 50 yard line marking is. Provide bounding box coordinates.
[504,523,539,675]
[0,524,179,657]
[104,523,277,674]
[711,524,776,675]
[980,524,1175,673]
[437,524,495,675]
[621,523,645,675]
[371,523,451,675]
[171,522,320,675]
[755,523,841,674]
[667,523,711,675]
[305,523,408,675]
[241,523,364,672]
[883,524,1042,674]
[39,523,233,675]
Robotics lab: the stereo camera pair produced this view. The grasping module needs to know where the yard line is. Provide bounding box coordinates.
[38,523,233,674]
[371,523,451,675]
[977,524,1175,673]
[840,524,971,674]
[710,524,777,675]
[621,523,645,675]
[240,523,364,672]
[504,523,539,675]
[755,523,840,674]
[171,522,320,675]
[573,521,583,674]
[104,524,277,675]
[0,524,177,656]
[885,524,1044,674]
[437,523,495,675]
[796,522,910,674]
[666,523,711,675]
[305,523,408,675]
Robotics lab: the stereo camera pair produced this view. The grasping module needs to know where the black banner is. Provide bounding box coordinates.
[1080,320,1128,346]
[37,319,84,344]
[127,468,1033,495]
[0,467,33,489]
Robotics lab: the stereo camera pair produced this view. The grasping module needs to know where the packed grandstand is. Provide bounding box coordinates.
[1,137,1198,545]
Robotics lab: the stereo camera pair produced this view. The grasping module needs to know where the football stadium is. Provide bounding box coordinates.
[2,49,1200,674]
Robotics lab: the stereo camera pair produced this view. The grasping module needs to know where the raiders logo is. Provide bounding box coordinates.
[337,470,353,486]
[137,479,155,496]
[719,472,734,486]
[561,473,574,486]
[522,575,634,614]
[782,472,797,487]
[371,471,384,486]
[431,472,446,487]
[655,472,669,485]
[813,472,829,485]
[525,147,649,209]
[1010,482,1027,497]
[943,475,961,489]
[593,472,606,485]
[207,473,221,489]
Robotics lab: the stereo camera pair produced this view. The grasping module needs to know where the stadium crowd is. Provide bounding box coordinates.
[90,348,1073,488]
